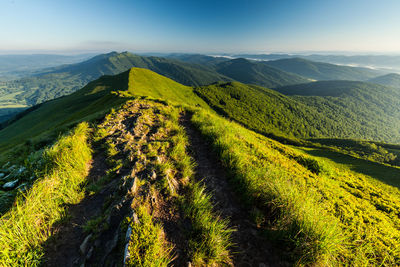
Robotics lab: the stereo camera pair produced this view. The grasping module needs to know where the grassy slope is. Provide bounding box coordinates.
[127,67,209,108]
[0,71,129,153]
[0,122,92,266]
[1,68,400,265]
[0,68,208,160]
[278,81,400,143]
[264,57,381,81]
[195,82,342,142]
[191,108,400,265]
[196,80,400,143]
[0,52,230,107]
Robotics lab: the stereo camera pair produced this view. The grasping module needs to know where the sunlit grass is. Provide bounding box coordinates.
[190,108,400,265]
[0,122,92,266]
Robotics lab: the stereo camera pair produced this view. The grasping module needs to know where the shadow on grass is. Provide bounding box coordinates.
[301,148,400,188]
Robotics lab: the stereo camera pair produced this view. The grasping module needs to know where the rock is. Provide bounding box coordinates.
[80,234,92,255]
[150,170,157,180]
[187,262,192,267]
[0,173,4,179]
[132,212,140,224]
[86,246,94,260]
[123,242,130,266]
[125,225,132,242]
[3,179,19,190]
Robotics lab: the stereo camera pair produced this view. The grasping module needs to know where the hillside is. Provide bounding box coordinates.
[368,73,400,88]
[195,82,338,141]
[195,80,400,143]
[0,68,208,153]
[263,57,381,81]
[275,81,400,142]
[1,69,400,265]
[0,52,230,108]
[214,58,310,88]
[0,54,94,80]
[166,53,229,66]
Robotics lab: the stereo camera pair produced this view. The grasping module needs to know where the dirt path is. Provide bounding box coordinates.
[42,152,112,267]
[180,112,290,267]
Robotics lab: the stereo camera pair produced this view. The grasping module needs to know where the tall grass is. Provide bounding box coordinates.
[181,182,233,266]
[0,122,92,266]
[100,100,233,265]
[126,205,173,267]
[190,108,345,265]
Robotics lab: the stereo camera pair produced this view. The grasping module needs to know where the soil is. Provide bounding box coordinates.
[180,112,291,267]
[42,152,112,267]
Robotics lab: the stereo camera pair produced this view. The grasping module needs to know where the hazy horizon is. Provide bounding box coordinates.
[1,0,400,55]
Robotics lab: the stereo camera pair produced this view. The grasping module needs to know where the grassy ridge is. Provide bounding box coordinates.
[0,71,129,156]
[0,52,230,108]
[127,67,209,108]
[0,122,92,266]
[96,100,233,265]
[190,108,400,265]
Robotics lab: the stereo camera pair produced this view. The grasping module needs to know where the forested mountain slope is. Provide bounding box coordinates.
[1,68,400,266]
[368,73,400,88]
[197,80,400,143]
[0,52,230,107]
[261,57,381,80]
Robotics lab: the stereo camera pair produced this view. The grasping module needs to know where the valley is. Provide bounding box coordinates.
[1,55,400,266]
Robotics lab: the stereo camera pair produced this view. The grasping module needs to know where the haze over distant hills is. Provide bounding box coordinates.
[262,58,382,81]
[2,65,400,266]
[368,73,400,88]
[234,53,400,73]
[0,54,95,80]
[0,51,399,128]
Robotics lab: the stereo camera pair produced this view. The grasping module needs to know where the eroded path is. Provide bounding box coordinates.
[43,152,112,266]
[180,112,290,267]
[42,101,290,267]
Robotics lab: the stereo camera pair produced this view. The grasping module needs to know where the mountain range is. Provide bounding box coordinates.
[1,66,400,266]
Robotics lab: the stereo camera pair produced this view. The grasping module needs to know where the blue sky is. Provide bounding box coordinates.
[0,0,399,54]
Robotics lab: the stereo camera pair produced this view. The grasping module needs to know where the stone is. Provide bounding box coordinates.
[125,225,132,242]
[3,179,19,190]
[150,170,157,180]
[0,173,4,179]
[80,234,92,255]
[86,246,94,260]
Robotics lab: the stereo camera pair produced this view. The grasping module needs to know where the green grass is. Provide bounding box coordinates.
[190,108,400,265]
[127,67,209,108]
[294,146,400,188]
[0,70,129,161]
[127,205,173,267]
[96,100,233,265]
[196,80,400,144]
[0,122,92,266]
[181,182,233,266]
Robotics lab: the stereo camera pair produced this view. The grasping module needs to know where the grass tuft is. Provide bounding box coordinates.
[0,122,92,266]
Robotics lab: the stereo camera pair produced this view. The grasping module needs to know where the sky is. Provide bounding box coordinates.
[0,0,400,54]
